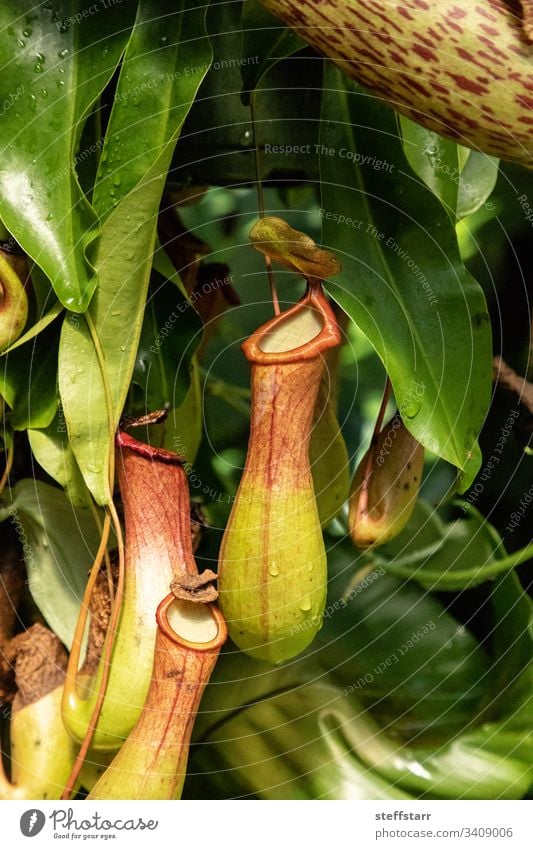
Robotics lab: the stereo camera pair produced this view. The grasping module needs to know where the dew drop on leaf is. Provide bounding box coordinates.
[240,129,253,147]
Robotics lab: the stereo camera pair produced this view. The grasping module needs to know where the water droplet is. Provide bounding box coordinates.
[58,67,65,75]
[111,310,121,317]
[29,94,37,112]
[299,597,312,612]
[46,212,53,221]
[131,95,139,107]
[101,150,108,163]
[18,39,25,48]
[403,399,422,419]
[22,27,32,37]
[35,52,45,63]
[159,35,169,46]
[41,88,48,99]
[112,174,122,187]
[34,63,43,73]
[307,563,313,573]
[120,345,125,352]
[240,129,253,147]
[58,48,69,58]
[102,47,109,58]
[268,562,279,577]
[57,79,65,88]
[109,188,115,197]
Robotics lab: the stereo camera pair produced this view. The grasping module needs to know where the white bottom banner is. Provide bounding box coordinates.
[2,800,531,849]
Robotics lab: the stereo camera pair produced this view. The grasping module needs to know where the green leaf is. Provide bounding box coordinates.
[129,271,201,414]
[457,150,500,220]
[193,676,530,799]
[28,407,88,506]
[374,499,448,569]
[192,684,413,800]
[1,300,63,354]
[318,537,491,740]
[376,735,531,800]
[460,668,533,788]
[0,323,58,429]
[399,117,499,221]
[240,0,306,103]
[162,358,203,462]
[485,571,533,717]
[0,479,103,648]
[58,1,212,504]
[0,0,137,310]
[320,66,492,489]
[93,1,210,222]
[376,503,524,591]
[399,118,460,216]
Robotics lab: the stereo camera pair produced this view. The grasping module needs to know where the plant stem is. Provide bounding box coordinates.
[0,444,14,498]
[251,92,280,315]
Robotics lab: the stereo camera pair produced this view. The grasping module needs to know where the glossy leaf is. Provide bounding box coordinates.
[373,499,447,569]
[320,66,492,489]
[457,150,500,220]
[193,684,412,800]
[485,572,533,717]
[317,537,491,740]
[0,479,103,648]
[399,117,499,221]
[375,502,521,591]
[28,408,88,506]
[92,1,208,222]
[162,358,203,463]
[2,300,63,354]
[0,0,137,310]
[192,675,529,800]
[0,324,58,430]
[58,1,212,504]
[130,271,201,415]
